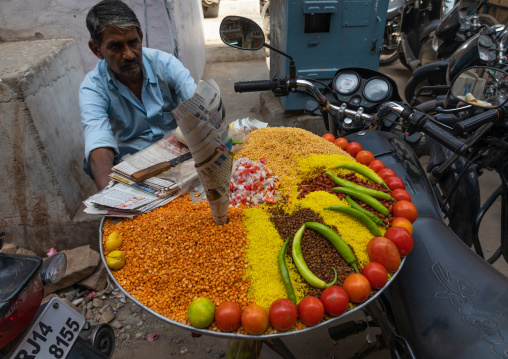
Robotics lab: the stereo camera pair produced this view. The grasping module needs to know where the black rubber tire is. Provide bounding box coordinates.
[398,45,411,70]
[380,48,400,66]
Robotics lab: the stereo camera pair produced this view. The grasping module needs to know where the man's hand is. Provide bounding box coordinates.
[90,147,115,190]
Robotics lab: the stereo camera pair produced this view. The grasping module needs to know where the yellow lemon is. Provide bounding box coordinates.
[106,250,125,270]
[187,297,215,328]
[106,231,122,251]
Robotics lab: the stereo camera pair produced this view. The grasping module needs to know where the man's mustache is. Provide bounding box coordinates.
[121,58,139,68]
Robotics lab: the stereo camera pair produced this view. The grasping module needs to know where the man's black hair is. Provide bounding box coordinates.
[86,0,141,45]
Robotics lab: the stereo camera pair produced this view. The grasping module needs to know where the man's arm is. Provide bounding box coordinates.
[90,147,115,190]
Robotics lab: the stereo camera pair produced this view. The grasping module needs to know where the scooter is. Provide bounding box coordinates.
[397,0,443,71]
[219,16,508,358]
[0,232,115,359]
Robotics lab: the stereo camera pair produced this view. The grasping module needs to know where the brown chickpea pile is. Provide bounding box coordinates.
[298,171,394,226]
[270,208,358,298]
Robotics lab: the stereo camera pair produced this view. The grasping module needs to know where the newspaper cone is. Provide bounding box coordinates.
[172,78,231,225]
[194,144,233,225]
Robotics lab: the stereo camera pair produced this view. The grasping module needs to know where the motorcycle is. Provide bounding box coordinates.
[397,0,443,71]
[219,16,508,358]
[405,0,499,103]
[0,232,115,359]
[380,0,405,66]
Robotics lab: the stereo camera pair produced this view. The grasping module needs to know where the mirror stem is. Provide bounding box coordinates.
[263,42,297,79]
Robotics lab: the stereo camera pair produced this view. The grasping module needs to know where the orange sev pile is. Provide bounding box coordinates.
[102,196,253,327]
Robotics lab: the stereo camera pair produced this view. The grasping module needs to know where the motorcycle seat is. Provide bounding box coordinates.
[387,216,508,358]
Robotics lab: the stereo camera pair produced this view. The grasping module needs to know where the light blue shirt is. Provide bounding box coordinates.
[79,48,196,160]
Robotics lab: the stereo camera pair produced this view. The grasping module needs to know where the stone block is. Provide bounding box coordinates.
[78,261,108,292]
[44,245,100,294]
[1,243,17,253]
[16,248,38,256]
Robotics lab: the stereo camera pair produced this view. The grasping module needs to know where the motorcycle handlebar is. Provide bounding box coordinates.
[420,119,468,154]
[453,109,500,133]
[234,80,273,93]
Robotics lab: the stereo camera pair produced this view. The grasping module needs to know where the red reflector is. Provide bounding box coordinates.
[0,276,44,349]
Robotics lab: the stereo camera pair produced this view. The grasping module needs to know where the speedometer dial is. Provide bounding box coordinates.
[334,72,360,95]
[364,78,390,102]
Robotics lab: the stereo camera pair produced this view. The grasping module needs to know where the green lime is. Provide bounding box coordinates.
[187,297,215,328]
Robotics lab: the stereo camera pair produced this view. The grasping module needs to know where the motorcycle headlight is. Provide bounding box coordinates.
[432,36,443,52]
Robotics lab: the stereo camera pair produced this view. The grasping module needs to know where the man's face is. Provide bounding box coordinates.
[89,26,143,79]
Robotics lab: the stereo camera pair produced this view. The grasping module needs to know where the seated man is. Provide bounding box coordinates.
[80,0,196,190]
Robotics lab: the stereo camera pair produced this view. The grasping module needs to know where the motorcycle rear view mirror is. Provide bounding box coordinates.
[219,16,298,78]
[450,66,508,108]
[219,16,265,50]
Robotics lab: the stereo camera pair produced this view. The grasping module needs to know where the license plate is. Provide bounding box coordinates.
[10,297,85,359]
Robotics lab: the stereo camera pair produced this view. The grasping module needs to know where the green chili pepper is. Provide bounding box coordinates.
[278,238,297,303]
[304,222,359,273]
[334,163,388,189]
[325,172,394,201]
[323,205,382,237]
[231,139,243,145]
[292,224,338,288]
[333,187,390,216]
[345,195,387,228]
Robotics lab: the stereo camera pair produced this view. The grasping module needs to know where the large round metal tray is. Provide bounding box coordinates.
[100,216,406,340]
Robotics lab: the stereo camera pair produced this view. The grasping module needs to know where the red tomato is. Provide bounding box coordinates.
[385,176,406,191]
[297,296,324,327]
[391,189,412,202]
[268,299,297,332]
[342,274,371,303]
[391,217,413,235]
[384,227,414,257]
[319,286,349,316]
[356,150,375,166]
[334,137,348,150]
[346,142,363,158]
[362,262,388,289]
[323,133,335,142]
[369,160,385,173]
[215,301,242,332]
[377,168,396,180]
[393,200,418,223]
[241,304,269,334]
[367,237,401,273]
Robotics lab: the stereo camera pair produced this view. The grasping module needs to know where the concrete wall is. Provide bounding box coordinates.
[0,0,206,82]
[0,39,101,254]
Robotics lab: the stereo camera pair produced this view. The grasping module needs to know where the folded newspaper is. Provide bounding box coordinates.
[172,77,232,225]
[83,77,224,217]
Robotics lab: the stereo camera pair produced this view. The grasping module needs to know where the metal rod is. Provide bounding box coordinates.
[263,338,297,359]
[472,184,502,258]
